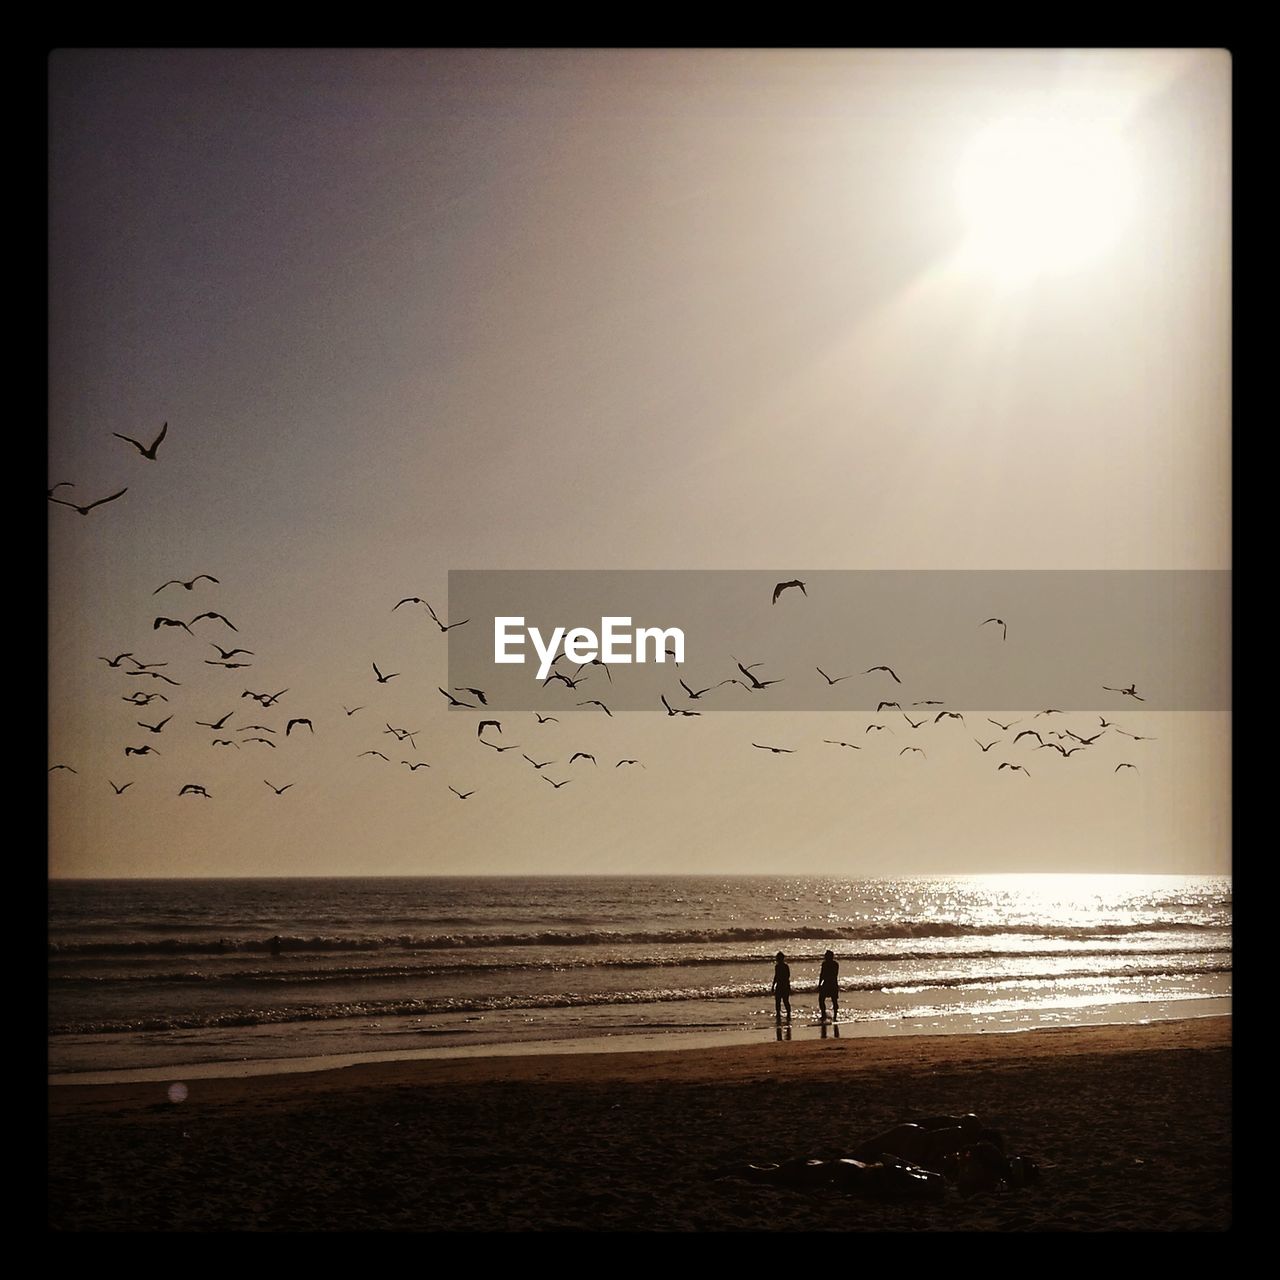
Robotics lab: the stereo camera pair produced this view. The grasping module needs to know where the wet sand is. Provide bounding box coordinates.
[48,1016,1230,1231]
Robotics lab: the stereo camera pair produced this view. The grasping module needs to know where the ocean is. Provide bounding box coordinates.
[48,874,1231,1079]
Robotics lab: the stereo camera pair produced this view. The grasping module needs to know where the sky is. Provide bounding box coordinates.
[47,48,1230,878]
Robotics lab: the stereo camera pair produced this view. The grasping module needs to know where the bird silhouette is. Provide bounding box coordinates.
[179,784,211,797]
[981,618,1007,640]
[864,724,891,734]
[616,760,644,768]
[401,761,431,771]
[1114,730,1157,741]
[1034,710,1064,718]
[900,746,926,757]
[1012,730,1044,746]
[1115,763,1139,772]
[535,714,558,724]
[123,692,167,706]
[426,602,470,632]
[816,667,852,685]
[734,661,783,691]
[154,575,219,594]
[679,679,715,699]
[153,617,193,634]
[264,781,294,794]
[661,694,700,717]
[136,716,172,734]
[242,737,276,748]
[439,687,472,707]
[343,706,365,717]
[49,487,128,515]
[192,612,238,632]
[244,689,288,707]
[456,687,488,705]
[904,716,927,730]
[772,579,807,604]
[570,753,597,765]
[543,777,571,789]
[449,787,476,799]
[108,781,132,794]
[575,659,613,683]
[48,764,77,773]
[823,740,861,749]
[124,746,159,757]
[523,755,554,769]
[481,741,523,753]
[877,701,901,713]
[543,671,587,689]
[47,481,73,497]
[211,740,238,749]
[285,719,314,736]
[360,751,390,761]
[210,644,253,660]
[578,700,612,716]
[752,744,794,754]
[1066,731,1105,745]
[934,711,964,724]
[974,739,1000,752]
[130,671,181,685]
[998,763,1030,775]
[1104,684,1146,701]
[865,666,901,684]
[988,718,1020,732]
[238,725,276,733]
[113,421,167,459]
[98,653,135,668]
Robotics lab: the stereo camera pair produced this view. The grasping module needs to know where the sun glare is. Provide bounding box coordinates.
[955,109,1136,283]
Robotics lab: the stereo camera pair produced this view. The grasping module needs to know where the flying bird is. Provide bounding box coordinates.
[569,753,597,765]
[49,487,128,515]
[455,687,488,705]
[1066,731,1105,745]
[615,760,644,768]
[285,719,314,736]
[864,724,891,734]
[903,716,927,730]
[108,781,132,794]
[153,616,193,634]
[343,706,365,717]
[481,741,523,753]
[734,661,783,691]
[1034,710,1064,718]
[154,575,219,594]
[205,660,252,669]
[900,746,926,757]
[48,764,77,773]
[974,739,1000,753]
[752,744,795,754]
[191,612,238,632]
[578,700,612,716]
[237,725,276,733]
[136,716,172,734]
[124,746,159,756]
[426,601,470,632]
[575,658,613,683]
[816,667,852,685]
[402,761,431,771]
[179,784,211,797]
[211,740,238,748]
[987,718,1020,732]
[543,777,571,789]
[264,781,294,794]
[1104,684,1146,701]
[112,421,167,459]
[210,644,253,660]
[449,787,476,799]
[823,740,861,749]
[360,750,390,761]
[543,671,586,689]
[478,720,503,737]
[47,481,73,497]
[242,737,276,748]
[98,653,135,668]
[998,763,1030,775]
[912,700,944,707]
[661,694,700,717]
[981,618,1007,640]
[123,692,166,706]
[934,711,964,724]
[1012,730,1044,746]
[439,687,473,707]
[1114,730,1157,741]
[877,701,901,713]
[128,657,169,670]
[865,666,901,684]
[1115,763,1140,772]
[243,689,288,706]
[772,579,807,604]
[130,670,181,685]
[523,755,554,769]
[535,714,558,724]
[679,679,716,699]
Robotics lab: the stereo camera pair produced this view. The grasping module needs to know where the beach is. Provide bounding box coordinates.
[48,1015,1230,1231]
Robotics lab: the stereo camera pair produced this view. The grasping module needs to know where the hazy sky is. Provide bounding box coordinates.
[48,49,1230,878]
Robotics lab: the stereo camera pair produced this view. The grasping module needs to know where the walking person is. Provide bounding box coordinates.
[771,951,792,1021]
[818,949,839,1021]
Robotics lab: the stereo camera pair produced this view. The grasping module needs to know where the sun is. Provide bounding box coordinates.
[955,109,1136,283]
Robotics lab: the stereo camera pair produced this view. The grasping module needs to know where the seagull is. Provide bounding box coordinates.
[481,741,523,753]
[575,658,613,683]
[1099,717,1116,728]
[136,716,172,734]
[661,694,700,717]
[864,724,891,734]
[900,746,926,757]
[439,687,473,708]
[123,692,167,706]
[264,781,294,794]
[934,711,965,724]
[913,700,945,707]
[237,725,276,734]
[772,579,807,604]
[865,666,901,684]
[179,784,211,797]
[211,740,238,748]
[393,597,429,611]
[401,762,431,771]
[679,679,716,699]
[48,764,77,773]
[535,714,559,724]
[1114,730,1158,741]
[243,689,288,707]
[988,718,1020,732]
[1034,710,1064,718]
[903,716,927,730]
[877,701,901,713]
[1012,730,1044,746]
[1066,731,1105,745]
[974,740,1000,752]
[153,616,193,634]
[154,575,219,594]
[477,720,503,737]
[998,763,1030,776]
[129,671,181,685]
[523,755,555,769]
[113,421,167,460]
[373,663,399,684]
[49,487,128,515]
[734,661,783,691]
[191,611,238,632]
[570,753,597,765]
[124,746,159,757]
[128,657,169,670]
[343,706,365,717]
[210,645,253,660]
[242,737,276,748]
[1115,763,1140,772]
[285,718,314,736]
[823,740,861,749]
[1103,684,1146,701]
[543,671,587,689]
[543,777,571,789]
[578,700,612,716]
[108,781,132,794]
[360,750,390,761]
[426,602,470,633]
[455,687,488,705]
[752,744,794,754]
[449,787,476,799]
[981,618,1007,640]
[616,760,644,768]
[816,667,853,685]
[205,660,252,669]
[47,481,73,497]
[98,653,135,668]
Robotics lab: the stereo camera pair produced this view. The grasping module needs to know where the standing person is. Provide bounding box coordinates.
[771,951,792,1021]
[818,949,839,1021]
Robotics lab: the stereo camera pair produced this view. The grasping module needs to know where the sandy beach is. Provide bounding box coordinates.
[48,1016,1230,1231]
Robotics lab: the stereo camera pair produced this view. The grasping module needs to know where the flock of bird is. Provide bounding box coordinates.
[50,450,1156,803]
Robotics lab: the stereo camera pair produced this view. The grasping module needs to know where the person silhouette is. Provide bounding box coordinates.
[771,951,792,1021]
[818,949,839,1021]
